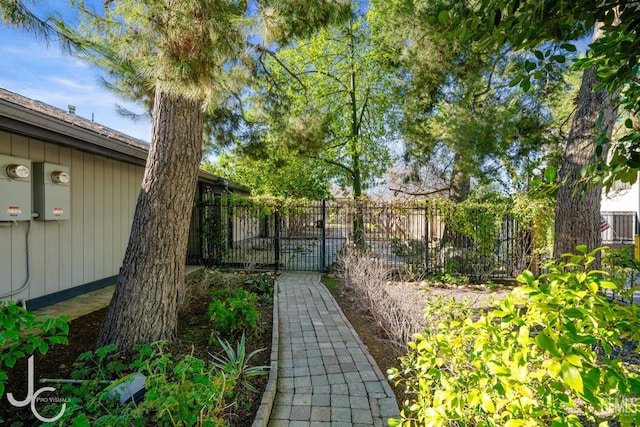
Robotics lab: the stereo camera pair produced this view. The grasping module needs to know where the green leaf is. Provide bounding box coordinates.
[71,413,91,427]
[561,361,583,393]
[563,308,584,319]
[536,330,563,358]
[2,315,16,330]
[584,279,598,293]
[564,353,582,368]
[599,281,618,290]
[534,50,544,60]
[544,166,557,183]
[524,60,536,72]
[48,336,69,345]
[625,118,633,128]
[4,354,16,368]
[509,76,522,87]
[517,269,536,285]
[438,10,449,25]
[529,178,542,188]
[481,391,495,413]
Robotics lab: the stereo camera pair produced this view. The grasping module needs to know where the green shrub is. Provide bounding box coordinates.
[391,239,426,265]
[0,301,69,397]
[603,246,640,269]
[603,246,640,290]
[47,342,231,427]
[208,289,260,341]
[250,274,275,303]
[389,246,640,427]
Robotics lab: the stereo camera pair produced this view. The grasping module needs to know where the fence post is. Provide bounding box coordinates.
[321,200,326,271]
[274,210,280,272]
[424,204,429,271]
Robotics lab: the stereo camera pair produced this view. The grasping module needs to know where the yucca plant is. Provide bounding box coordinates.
[210,332,269,392]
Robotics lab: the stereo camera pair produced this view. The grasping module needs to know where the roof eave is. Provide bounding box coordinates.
[0,98,149,166]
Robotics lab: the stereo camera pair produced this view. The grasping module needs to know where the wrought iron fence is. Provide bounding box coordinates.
[187,198,544,279]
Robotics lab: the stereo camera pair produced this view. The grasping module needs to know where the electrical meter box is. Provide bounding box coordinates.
[33,162,71,220]
[0,154,32,221]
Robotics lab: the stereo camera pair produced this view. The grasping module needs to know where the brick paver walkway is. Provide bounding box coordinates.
[267,272,400,427]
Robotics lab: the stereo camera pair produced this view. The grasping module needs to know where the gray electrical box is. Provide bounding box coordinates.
[33,162,71,220]
[0,154,32,221]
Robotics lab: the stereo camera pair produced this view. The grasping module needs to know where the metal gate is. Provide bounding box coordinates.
[223,200,342,271]
[189,199,352,271]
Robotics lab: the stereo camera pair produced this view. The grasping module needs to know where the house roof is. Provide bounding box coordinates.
[0,87,248,193]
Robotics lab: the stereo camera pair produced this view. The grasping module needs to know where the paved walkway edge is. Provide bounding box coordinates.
[252,279,280,427]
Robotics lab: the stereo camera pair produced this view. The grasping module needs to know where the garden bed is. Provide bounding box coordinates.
[1,270,273,426]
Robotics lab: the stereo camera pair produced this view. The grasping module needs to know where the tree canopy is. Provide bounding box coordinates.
[204,151,331,199]
[214,12,400,200]
[397,0,639,190]
[368,0,573,200]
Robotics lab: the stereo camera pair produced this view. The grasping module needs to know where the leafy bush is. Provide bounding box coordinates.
[389,246,640,426]
[0,301,69,397]
[603,246,640,293]
[208,289,260,341]
[391,239,426,265]
[47,342,231,427]
[603,246,640,270]
[250,274,275,303]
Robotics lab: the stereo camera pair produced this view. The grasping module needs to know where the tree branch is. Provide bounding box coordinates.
[249,41,305,89]
[470,53,506,115]
[389,186,450,197]
[299,69,350,92]
[304,154,355,176]
[355,87,371,135]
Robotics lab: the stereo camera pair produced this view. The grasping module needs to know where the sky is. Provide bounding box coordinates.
[0,6,152,142]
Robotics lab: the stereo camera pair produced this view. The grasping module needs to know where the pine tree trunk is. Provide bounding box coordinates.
[450,152,470,202]
[97,88,203,351]
[553,66,619,258]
